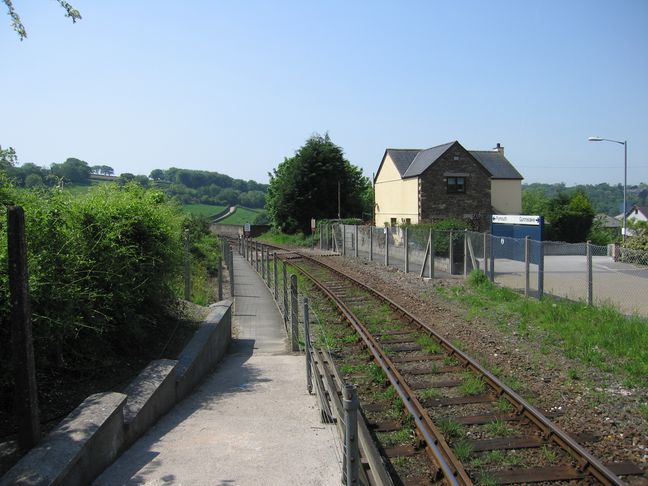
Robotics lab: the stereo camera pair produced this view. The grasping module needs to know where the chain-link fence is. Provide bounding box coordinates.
[317,224,648,316]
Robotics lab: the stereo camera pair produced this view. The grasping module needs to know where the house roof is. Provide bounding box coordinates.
[628,205,648,217]
[402,142,456,178]
[385,149,421,177]
[469,151,524,180]
[595,213,622,228]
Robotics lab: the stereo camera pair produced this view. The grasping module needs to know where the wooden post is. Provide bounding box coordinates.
[8,206,40,449]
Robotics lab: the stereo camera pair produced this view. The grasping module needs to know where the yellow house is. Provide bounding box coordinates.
[374,141,523,229]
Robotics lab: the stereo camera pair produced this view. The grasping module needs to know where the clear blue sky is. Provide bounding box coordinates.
[2,0,647,186]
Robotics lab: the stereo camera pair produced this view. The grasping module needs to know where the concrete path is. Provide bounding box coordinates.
[94,252,341,486]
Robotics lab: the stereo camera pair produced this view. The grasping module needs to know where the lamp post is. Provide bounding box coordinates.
[588,136,628,243]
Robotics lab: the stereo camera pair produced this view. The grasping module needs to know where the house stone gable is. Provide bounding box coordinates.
[418,142,492,229]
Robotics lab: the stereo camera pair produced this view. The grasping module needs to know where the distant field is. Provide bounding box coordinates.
[183,204,228,218]
[63,180,110,195]
[218,206,265,224]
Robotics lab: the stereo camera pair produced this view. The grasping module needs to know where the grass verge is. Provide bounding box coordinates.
[438,270,648,387]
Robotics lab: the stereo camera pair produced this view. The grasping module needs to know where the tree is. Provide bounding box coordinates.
[0,145,18,173]
[149,169,166,181]
[3,0,81,40]
[91,165,103,174]
[50,157,91,184]
[266,133,371,234]
[97,165,113,176]
[545,190,595,243]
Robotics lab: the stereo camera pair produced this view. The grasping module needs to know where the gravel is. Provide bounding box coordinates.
[311,252,648,483]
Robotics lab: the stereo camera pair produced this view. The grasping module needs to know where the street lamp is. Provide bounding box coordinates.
[588,136,628,243]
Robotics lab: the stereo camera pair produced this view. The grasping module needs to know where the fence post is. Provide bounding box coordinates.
[256,241,260,273]
[538,241,544,299]
[218,256,223,300]
[587,240,593,305]
[266,247,271,285]
[524,236,530,297]
[8,206,40,450]
[304,297,312,394]
[290,274,299,352]
[404,227,409,273]
[369,226,373,261]
[463,229,468,277]
[430,229,435,279]
[274,252,279,299]
[342,225,346,256]
[449,230,454,275]
[483,232,488,272]
[229,248,235,297]
[342,384,359,486]
[354,225,359,258]
[283,261,289,327]
[184,230,191,301]
[385,227,389,266]
[489,234,495,282]
[261,245,266,280]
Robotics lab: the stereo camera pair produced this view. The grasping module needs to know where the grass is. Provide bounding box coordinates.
[416,335,442,354]
[257,228,315,247]
[376,427,414,447]
[484,419,515,437]
[182,203,227,218]
[438,270,648,387]
[438,418,464,438]
[461,373,487,396]
[640,403,648,421]
[453,440,473,461]
[418,387,442,400]
[495,397,513,412]
[218,206,265,224]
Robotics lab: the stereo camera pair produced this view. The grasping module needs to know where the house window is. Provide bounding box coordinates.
[447,177,466,194]
[390,218,397,227]
[405,218,411,225]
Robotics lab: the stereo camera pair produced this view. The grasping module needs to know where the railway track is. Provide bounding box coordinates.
[231,238,644,485]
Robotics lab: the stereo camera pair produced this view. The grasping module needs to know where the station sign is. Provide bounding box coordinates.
[492,215,541,226]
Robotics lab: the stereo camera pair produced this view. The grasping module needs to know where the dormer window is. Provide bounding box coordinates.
[447,176,466,194]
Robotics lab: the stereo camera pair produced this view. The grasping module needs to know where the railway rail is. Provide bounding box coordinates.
[231,237,644,485]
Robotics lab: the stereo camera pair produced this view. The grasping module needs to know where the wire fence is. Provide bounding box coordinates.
[319,224,648,317]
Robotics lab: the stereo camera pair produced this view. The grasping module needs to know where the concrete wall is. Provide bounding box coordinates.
[374,154,419,226]
[491,179,522,215]
[1,300,233,486]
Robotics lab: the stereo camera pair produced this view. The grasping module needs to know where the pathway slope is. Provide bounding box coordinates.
[95,252,341,486]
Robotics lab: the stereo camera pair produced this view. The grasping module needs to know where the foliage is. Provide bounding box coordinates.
[587,216,620,245]
[437,277,648,387]
[266,133,371,233]
[544,190,595,243]
[183,204,228,218]
[51,157,92,185]
[3,0,81,40]
[217,206,266,225]
[257,228,315,247]
[0,182,218,392]
[91,165,114,176]
[0,145,18,173]
[523,182,648,216]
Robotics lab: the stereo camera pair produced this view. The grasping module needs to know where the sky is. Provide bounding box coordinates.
[1,1,647,186]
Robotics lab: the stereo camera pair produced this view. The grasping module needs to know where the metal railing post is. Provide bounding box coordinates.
[587,240,593,305]
[404,226,409,273]
[229,248,235,297]
[255,241,259,273]
[282,261,289,327]
[489,234,495,282]
[385,228,389,266]
[449,230,454,275]
[524,236,530,296]
[354,225,359,258]
[261,244,266,280]
[217,256,223,300]
[290,274,299,352]
[273,252,278,299]
[304,297,312,394]
[463,229,468,277]
[342,384,359,486]
[538,241,544,299]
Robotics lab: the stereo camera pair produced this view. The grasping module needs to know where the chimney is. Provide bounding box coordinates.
[493,143,504,156]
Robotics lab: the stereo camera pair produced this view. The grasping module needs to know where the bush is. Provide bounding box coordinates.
[0,182,191,387]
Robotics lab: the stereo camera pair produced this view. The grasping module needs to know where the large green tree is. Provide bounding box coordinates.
[545,190,595,243]
[266,134,371,233]
[50,157,91,184]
